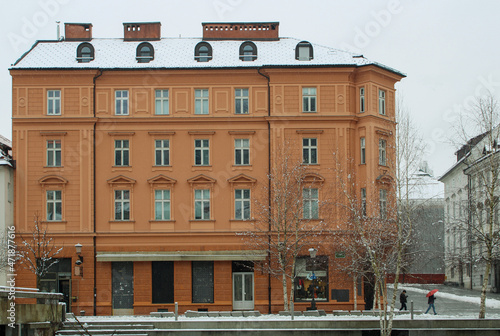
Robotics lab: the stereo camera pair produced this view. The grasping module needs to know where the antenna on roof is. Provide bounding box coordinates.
[56,21,61,40]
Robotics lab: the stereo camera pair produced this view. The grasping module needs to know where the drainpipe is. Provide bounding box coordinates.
[258,67,272,313]
[467,173,473,290]
[92,69,103,315]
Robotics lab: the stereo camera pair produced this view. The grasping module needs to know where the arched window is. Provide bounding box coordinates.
[239,41,257,61]
[136,42,154,63]
[76,42,94,63]
[295,41,313,61]
[194,42,213,62]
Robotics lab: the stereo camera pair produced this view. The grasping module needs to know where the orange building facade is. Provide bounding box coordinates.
[11,22,404,315]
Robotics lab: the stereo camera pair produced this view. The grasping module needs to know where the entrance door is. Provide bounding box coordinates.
[112,262,134,315]
[58,279,71,312]
[233,272,254,310]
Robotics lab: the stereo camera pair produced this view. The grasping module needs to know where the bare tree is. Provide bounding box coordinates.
[455,93,500,319]
[241,140,329,311]
[16,214,63,289]
[331,98,425,336]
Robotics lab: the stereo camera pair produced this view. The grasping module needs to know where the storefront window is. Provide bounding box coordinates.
[294,256,328,302]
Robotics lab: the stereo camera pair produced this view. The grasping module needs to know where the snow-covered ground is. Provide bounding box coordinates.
[68,284,500,322]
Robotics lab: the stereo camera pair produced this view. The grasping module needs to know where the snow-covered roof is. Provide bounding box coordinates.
[407,171,444,200]
[11,37,404,76]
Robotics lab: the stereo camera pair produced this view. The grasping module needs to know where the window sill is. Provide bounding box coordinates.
[109,220,135,223]
[190,219,215,222]
[150,220,175,223]
[42,220,67,224]
[229,219,255,222]
[152,165,173,172]
[112,166,133,172]
[302,111,317,113]
[232,164,253,170]
[192,165,212,171]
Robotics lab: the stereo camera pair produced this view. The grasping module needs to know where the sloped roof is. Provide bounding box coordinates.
[11,37,404,76]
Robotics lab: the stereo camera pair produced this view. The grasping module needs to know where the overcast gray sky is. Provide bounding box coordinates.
[2,0,500,176]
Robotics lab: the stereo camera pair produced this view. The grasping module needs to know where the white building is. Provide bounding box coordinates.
[440,131,500,292]
[0,135,13,287]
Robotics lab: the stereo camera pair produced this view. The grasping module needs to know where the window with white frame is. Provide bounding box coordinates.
[155,140,170,166]
[155,90,169,115]
[47,90,61,115]
[155,190,171,220]
[379,189,387,219]
[114,190,130,221]
[195,89,209,115]
[378,89,386,115]
[46,190,62,221]
[302,138,318,164]
[234,139,250,165]
[115,140,130,166]
[235,89,249,114]
[194,139,209,166]
[361,188,367,217]
[379,139,387,166]
[360,87,365,113]
[235,189,251,220]
[302,87,317,113]
[47,140,62,167]
[360,137,366,164]
[115,90,129,115]
[194,189,210,220]
[303,188,319,219]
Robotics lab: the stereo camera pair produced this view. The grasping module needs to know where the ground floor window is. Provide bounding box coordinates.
[192,261,214,303]
[152,261,174,304]
[294,256,329,302]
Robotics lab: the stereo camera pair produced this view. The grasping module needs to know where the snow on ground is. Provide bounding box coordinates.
[391,284,500,309]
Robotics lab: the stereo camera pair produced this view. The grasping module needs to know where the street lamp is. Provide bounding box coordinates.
[308,247,318,310]
[75,243,83,276]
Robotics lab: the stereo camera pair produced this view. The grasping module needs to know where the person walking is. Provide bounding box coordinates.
[425,293,437,314]
[399,290,408,310]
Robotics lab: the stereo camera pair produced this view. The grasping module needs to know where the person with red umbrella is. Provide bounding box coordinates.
[425,289,438,314]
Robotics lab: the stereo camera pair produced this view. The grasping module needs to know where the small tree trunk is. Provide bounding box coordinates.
[282,272,289,311]
[479,261,492,319]
[353,276,357,311]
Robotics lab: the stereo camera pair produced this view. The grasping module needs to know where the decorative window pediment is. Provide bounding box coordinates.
[148,174,177,185]
[376,172,394,184]
[39,175,68,186]
[303,173,325,184]
[188,174,216,185]
[107,175,136,185]
[228,173,257,184]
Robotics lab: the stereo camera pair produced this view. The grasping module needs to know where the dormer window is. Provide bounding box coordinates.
[239,41,257,61]
[194,42,212,62]
[76,42,94,63]
[296,41,313,61]
[136,42,154,63]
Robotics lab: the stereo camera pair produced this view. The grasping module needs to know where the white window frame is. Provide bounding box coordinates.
[46,190,62,221]
[47,140,62,167]
[302,138,318,164]
[235,189,251,220]
[194,189,210,220]
[115,90,129,115]
[378,89,386,115]
[302,87,317,113]
[47,90,61,115]
[195,89,209,115]
[194,139,210,166]
[155,89,169,115]
[234,139,250,165]
[235,88,249,114]
[114,140,130,166]
[154,189,171,220]
[303,188,319,219]
[380,189,387,219]
[360,87,365,113]
[155,139,170,166]
[360,137,366,164]
[114,190,130,221]
[379,139,387,166]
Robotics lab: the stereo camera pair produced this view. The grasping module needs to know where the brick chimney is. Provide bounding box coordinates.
[123,22,161,41]
[202,22,279,41]
[64,23,92,41]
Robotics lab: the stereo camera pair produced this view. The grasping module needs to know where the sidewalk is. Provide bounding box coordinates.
[389,283,500,317]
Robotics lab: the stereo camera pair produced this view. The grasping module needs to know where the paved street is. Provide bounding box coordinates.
[389,283,500,317]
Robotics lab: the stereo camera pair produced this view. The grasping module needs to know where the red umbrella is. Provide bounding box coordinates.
[426,289,439,297]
